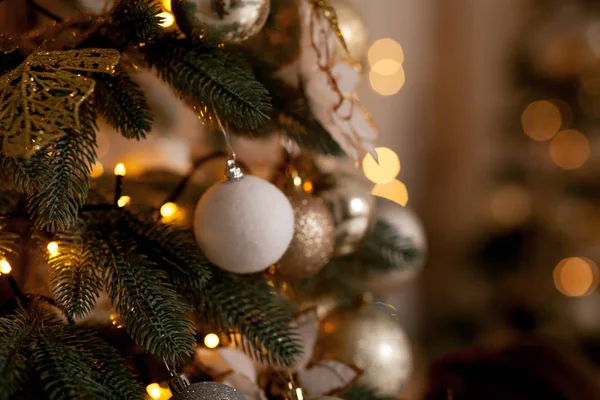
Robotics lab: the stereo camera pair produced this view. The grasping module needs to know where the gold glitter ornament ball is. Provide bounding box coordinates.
[170,382,245,400]
[172,0,271,43]
[277,191,336,279]
[317,305,413,397]
[330,0,369,61]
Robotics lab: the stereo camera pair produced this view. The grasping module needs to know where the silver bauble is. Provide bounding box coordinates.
[368,198,427,293]
[172,0,271,43]
[317,172,375,256]
[170,382,245,400]
[317,304,413,397]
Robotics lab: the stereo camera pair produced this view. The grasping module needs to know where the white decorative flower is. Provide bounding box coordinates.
[196,310,360,399]
[299,0,378,163]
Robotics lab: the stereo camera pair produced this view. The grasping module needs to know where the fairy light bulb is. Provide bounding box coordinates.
[117,196,131,208]
[47,242,59,258]
[114,163,126,176]
[147,383,162,399]
[0,259,11,274]
[157,12,174,28]
[204,333,220,349]
[160,202,178,219]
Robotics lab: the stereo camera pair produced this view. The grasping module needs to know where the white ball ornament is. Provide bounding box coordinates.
[194,161,294,274]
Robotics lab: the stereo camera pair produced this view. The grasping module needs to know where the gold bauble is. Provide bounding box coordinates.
[277,191,336,280]
[317,304,413,397]
[172,0,271,43]
[331,0,369,61]
[316,172,375,256]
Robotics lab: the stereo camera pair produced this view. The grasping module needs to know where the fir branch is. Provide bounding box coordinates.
[101,235,196,365]
[27,110,97,232]
[0,189,22,214]
[144,35,272,130]
[359,219,424,274]
[48,229,103,319]
[0,152,53,196]
[195,270,301,367]
[95,64,153,140]
[0,306,36,398]
[0,220,18,257]
[109,0,163,45]
[344,383,396,400]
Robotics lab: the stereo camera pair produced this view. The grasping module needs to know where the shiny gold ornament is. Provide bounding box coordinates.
[0,49,120,158]
[329,0,368,61]
[172,0,271,43]
[316,172,375,256]
[310,0,349,55]
[317,304,413,397]
[277,191,336,280]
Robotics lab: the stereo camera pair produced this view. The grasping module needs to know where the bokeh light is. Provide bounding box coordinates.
[362,147,401,184]
[204,333,220,349]
[554,257,599,297]
[47,242,59,258]
[369,67,405,96]
[146,383,172,400]
[489,184,531,226]
[117,196,131,208]
[0,259,11,274]
[549,129,590,170]
[371,59,402,76]
[521,100,562,141]
[114,163,126,176]
[160,202,178,219]
[372,179,409,206]
[157,12,174,28]
[368,38,404,67]
[90,162,104,179]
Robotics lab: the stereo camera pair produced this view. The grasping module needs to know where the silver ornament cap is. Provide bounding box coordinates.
[170,382,245,400]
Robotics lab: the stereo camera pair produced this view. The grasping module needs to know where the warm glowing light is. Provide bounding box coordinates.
[47,242,59,258]
[295,388,305,400]
[161,0,172,11]
[372,179,408,206]
[368,38,404,67]
[371,59,402,76]
[302,180,314,194]
[362,147,401,184]
[369,67,405,96]
[204,333,220,349]
[350,198,366,213]
[521,100,562,141]
[90,162,104,179]
[378,343,393,360]
[0,259,11,274]
[549,129,590,170]
[157,12,174,28]
[293,176,303,187]
[554,257,599,297]
[146,383,166,400]
[160,202,178,219]
[117,196,131,208]
[489,184,531,226]
[114,163,126,176]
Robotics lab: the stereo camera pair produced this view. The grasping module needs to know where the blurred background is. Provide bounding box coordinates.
[5,0,600,398]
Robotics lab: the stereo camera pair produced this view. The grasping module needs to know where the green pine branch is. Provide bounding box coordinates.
[359,219,424,274]
[194,270,301,367]
[95,64,153,140]
[0,306,35,398]
[100,235,196,365]
[0,220,18,258]
[109,0,163,45]
[144,35,272,130]
[26,110,97,232]
[0,189,21,214]
[48,228,103,320]
[344,383,397,400]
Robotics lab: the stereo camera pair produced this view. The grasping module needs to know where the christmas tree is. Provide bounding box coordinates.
[0,1,423,399]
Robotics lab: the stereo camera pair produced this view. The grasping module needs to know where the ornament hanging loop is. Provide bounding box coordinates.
[215,113,244,181]
[164,358,190,394]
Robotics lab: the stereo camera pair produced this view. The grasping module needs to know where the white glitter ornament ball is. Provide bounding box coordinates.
[194,175,294,274]
[170,382,245,400]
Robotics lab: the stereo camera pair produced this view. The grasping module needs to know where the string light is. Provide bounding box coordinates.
[114,163,126,176]
[204,333,220,349]
[146,383,172,400]
[0,259,11,274]
[549,129,590,170]
[157,12,175,28]
[372,179,409,206]
[160,202,178,219]
[521,100,562,141]
[117,196,131,208]
[47,242,59,258]
[554,257,599,297]
[90,162,104,179]
[302,180,314,194]
[362,147,401,184]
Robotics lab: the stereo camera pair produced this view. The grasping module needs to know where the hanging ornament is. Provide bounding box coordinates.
[170,381,245,400]
[329,0,369,61]
[368,198,427,294]
[317,303,413,397]
[172,0,271,43]
[277,190,335,280]
[193,157,294,273]
[316,171,375,256]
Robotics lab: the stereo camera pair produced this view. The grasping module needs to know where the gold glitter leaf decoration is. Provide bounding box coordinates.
[310,0,349,55]
[0,48,120,158]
